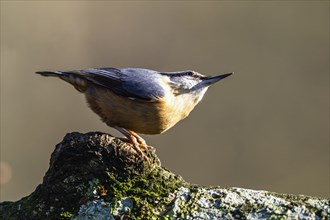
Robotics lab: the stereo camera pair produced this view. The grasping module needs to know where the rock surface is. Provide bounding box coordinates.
[0,132,329,219]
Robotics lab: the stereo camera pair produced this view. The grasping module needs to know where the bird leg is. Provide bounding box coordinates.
[127,130,155,152]
[114,126,150,163]
[127,130,160,166]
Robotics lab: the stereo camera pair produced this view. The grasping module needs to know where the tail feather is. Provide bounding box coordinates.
[36,71,88,92]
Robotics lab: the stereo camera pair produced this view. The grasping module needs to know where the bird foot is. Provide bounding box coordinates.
[119,137,161,166]
[129,137,160,166]
[114,126,160,166]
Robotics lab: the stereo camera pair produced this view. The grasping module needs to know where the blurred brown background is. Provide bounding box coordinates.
[1,1,329,201]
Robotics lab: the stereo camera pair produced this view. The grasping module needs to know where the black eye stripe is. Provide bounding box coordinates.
[160,71,206,79]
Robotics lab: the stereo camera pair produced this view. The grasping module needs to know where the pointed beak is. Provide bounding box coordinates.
[192,72,233,90]
[199,72,233,87]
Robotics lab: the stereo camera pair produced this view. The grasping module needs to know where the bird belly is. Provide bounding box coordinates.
[85,87,187,134]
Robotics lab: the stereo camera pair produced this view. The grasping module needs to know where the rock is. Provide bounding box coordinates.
[0,132,329,219]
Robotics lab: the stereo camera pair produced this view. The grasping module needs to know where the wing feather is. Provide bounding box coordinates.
[68,68,165,101]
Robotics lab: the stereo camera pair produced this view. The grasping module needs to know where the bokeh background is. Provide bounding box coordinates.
[1,1,329,201]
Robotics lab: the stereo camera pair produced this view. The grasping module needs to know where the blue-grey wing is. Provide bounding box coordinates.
[70,68,165,101]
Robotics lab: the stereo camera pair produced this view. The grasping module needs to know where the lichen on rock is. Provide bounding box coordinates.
[168,186,329,219]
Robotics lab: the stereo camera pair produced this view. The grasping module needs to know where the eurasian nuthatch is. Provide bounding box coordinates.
[36,68,232,162]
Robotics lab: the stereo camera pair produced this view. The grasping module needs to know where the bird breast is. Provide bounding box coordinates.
[85,86,204,135]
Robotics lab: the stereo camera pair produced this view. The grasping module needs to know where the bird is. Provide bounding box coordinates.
[36,67,232,163]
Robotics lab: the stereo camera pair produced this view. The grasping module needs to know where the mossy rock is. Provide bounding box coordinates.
[0,132,329,219]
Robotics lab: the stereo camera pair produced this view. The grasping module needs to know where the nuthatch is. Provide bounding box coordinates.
[36,68,232,162]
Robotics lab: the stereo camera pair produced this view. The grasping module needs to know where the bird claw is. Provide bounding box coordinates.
[128,135,151,165]
[114,126,159,166]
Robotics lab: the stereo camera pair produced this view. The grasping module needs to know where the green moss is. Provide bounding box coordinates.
[85,166,185,218]
[60,211,73,219]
